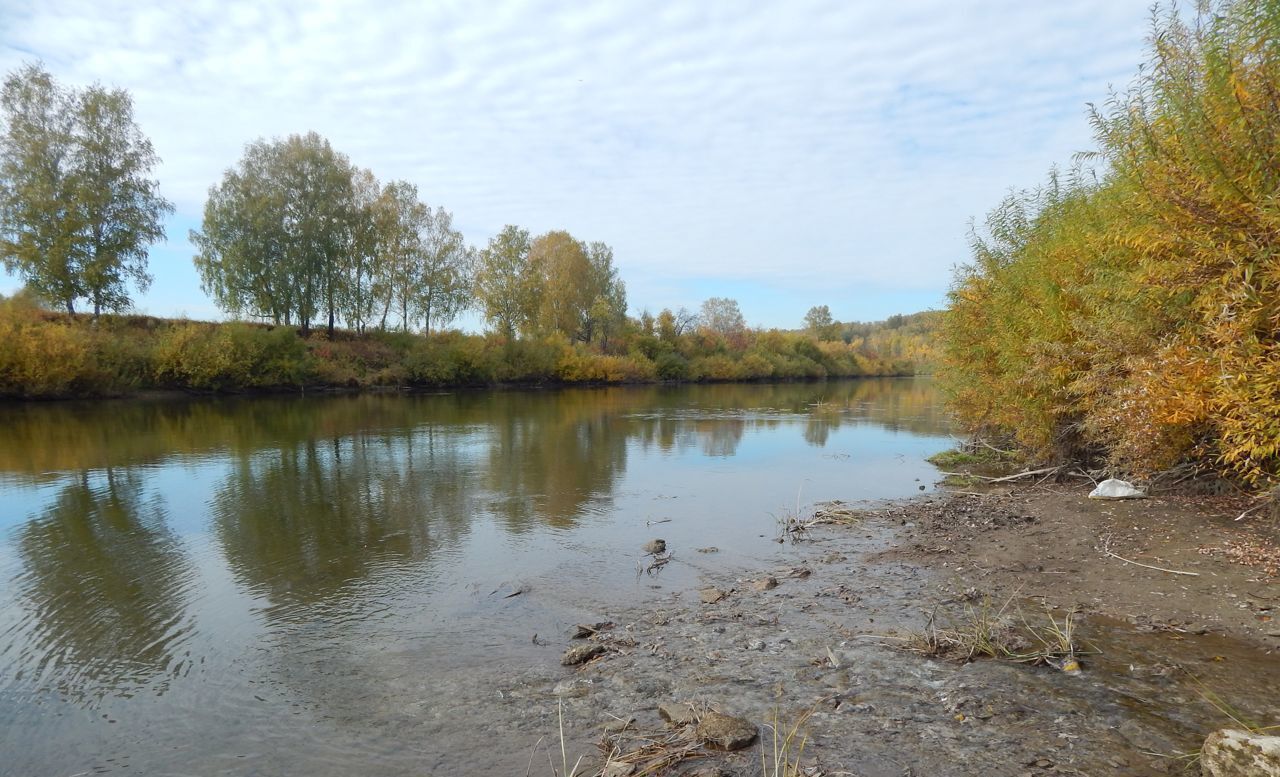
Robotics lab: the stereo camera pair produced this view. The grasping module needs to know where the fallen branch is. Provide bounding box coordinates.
[1104,550,1200,577]
[938,466,1061,484]
[988,466,1062,483]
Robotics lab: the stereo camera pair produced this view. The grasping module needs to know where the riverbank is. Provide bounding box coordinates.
[0,298,936,399]
[464,487,1280,776]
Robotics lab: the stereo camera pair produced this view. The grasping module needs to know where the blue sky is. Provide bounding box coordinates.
[0,0,1153,329]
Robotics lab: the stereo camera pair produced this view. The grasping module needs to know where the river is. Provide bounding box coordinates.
[0,378,951,776]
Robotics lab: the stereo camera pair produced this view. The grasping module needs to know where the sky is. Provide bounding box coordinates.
[0,0,1155,329]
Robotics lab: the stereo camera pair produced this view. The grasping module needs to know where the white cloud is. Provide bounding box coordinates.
[0,0,1154,325]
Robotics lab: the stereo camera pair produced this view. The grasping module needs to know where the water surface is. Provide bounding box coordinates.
[0,379,950,775]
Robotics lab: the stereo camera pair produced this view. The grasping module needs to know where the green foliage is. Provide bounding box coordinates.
[0,63,171,315]
[942,0,1280,485]
[152,322,310,391]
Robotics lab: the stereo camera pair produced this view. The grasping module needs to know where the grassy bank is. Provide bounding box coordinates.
[0,295,938,399]
[941,0,1280,488]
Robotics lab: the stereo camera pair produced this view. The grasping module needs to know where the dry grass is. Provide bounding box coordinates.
[595,723,709,776]
[760,707,816,777]
[904,598,1093,669]
[776,501,862,541]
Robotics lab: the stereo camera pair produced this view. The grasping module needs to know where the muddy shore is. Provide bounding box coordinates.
[416,486,1280,776]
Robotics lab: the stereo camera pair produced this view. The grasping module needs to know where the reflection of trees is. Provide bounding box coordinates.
[11,470,192,703]
[481,392,630,529]
[212,431,475,610]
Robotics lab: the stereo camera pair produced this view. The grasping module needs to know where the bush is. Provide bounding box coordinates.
[152,322,311,390]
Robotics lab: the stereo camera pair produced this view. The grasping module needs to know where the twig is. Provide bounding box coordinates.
[1104,550,1200,576]
[1235,502,1269,522]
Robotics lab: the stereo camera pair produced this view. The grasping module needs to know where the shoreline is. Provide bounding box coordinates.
[468,485,1280,776]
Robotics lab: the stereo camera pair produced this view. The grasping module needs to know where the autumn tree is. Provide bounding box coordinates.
[0,63,171,315]
[474,225,531,339]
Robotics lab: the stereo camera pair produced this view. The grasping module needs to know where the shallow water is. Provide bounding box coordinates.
[0,378,951,776]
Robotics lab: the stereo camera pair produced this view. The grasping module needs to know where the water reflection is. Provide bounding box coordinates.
[212,433,477,615]
[4,470,193,704]
[0,379,949,715]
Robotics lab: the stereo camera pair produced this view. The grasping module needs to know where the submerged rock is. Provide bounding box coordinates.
[696,711,758,751]
[751,577,779,592]
[1088,479,1146,499]
[699,587,728,604]
[1201,729,1280,776]
[643,539,667,555]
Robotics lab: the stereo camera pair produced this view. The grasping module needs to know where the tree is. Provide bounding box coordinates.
[193,132,355,337]
[475,225,531,339]
[699,297,746,336]
[522,231,627,343]
[417,205,473,333]
[371,180,426,332]
[0,63,170,315]
[804,305,838,340]
[342,168,381,333]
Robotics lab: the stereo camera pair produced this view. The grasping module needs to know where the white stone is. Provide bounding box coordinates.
[1202,729,1280,776]
[1088,478,1145,499]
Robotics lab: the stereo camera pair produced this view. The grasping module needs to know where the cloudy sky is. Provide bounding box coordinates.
[0,0,1154,328]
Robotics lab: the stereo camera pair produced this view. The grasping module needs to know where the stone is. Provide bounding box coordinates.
[1201,729,1280,776]
[643,539,667,555]
[696,711,758,751]
[696,547,720,554]
[561,643,607,666]
[658,702,698,726]
[603,762,636,777]
[1088,478,1146,499]
[700,587,728,604]
[751,577,779,592]
[745,639,766,651]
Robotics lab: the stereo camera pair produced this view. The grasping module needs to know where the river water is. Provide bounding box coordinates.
[0,379,950,776]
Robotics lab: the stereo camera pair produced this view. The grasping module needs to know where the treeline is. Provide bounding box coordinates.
[0,290,936,398]
[942,0,1280,486]
[0,62,939,399]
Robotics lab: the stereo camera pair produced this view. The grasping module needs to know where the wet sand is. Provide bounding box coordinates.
[412,487,1280,776]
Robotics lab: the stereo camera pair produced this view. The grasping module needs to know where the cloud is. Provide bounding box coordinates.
[0,0,1154,325]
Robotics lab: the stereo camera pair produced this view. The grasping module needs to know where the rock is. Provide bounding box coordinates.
[552,677,594,696]
[700,587,728,604]
[643,539,667,555]
[696,546,720,554]
[1201,729,1280,776]
[1088,478,1146,499]
[658,702,698,726]
[751,577,779,592]
[603,762,636,777]
[561,643,607,666]
[745,639,766,651]
[600,716,635,733]
[696,711,758,751]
